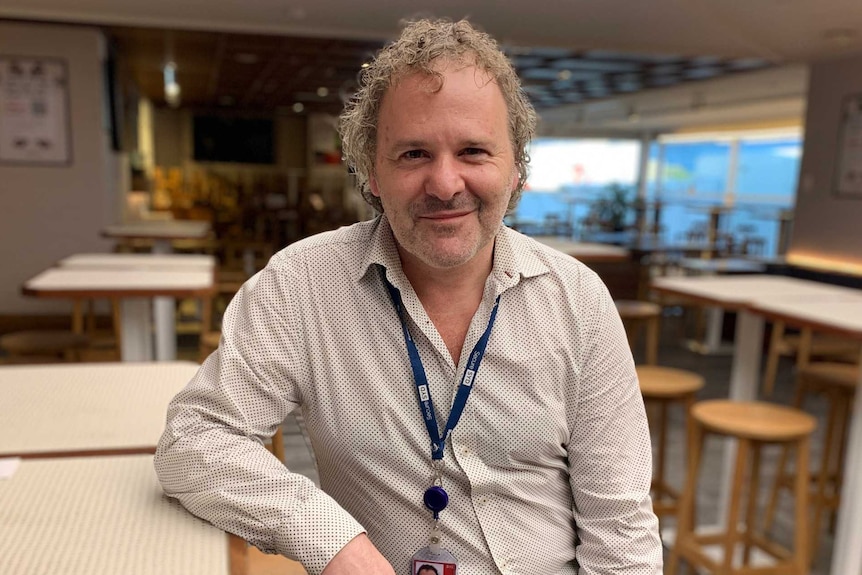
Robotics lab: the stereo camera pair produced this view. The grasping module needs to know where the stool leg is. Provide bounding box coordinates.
[646,314,659,366]
[811,392,841,562]
[764,378,808,532]
[794,437,811,574]
[655,400,668,500]
[743,440,763,566]
[723,438,750,572]
[667,418,704,575]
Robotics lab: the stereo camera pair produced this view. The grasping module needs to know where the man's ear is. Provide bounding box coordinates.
[368,171,382,198]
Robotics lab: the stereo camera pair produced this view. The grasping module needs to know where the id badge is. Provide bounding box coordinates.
[411,545,457,575]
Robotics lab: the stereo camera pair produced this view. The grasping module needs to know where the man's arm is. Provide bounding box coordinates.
[321,534,397,575]
[566,278,663,574]
[154,269,369,575]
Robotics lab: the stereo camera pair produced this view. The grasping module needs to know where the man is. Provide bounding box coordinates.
[155,18,662,575]
[417,565,439,575]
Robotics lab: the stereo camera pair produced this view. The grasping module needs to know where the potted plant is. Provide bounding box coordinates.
[591,183,635,231]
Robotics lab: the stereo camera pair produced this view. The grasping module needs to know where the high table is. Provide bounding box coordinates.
[23,266,214,361]
[532,236,631,262]
[101,224,213,360]
[102,220,212,254]
[748,299,862,575]
[651,275,862,575]
[675,257,768,354]
[0,454,246,575]
[59,252,216,271]
[0,362,199,459]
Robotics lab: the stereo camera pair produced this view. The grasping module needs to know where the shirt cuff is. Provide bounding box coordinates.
[274,489,366,575]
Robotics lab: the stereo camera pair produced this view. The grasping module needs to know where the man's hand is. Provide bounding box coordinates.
[321,533,397,575]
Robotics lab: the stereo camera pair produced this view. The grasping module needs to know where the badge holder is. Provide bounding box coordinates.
[411,473,457,574]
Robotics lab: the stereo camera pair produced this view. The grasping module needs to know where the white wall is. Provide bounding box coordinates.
[0,22,116,315]
[790,52,862,269]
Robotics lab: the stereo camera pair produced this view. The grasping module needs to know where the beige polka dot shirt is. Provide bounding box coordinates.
[155,216,662,575]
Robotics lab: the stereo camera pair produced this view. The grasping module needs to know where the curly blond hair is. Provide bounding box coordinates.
[339,18,537,213]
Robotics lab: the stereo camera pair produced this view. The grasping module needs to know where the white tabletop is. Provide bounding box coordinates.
[0,455,236,575]
[103,220,211,240]
[651,274,862,307]
[0,362,199,457]
[677,257,767,274]
[59,252,216,271]
[532,236,631,261]
[24,267,214,294]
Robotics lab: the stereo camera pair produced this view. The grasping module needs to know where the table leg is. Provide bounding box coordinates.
[830,347,862,575]
[153,296,177,361]
[151,237,177,361]
[152,239,172,254]
[704,307,724,353]
[714,310,764,527]
[120,298,153,361]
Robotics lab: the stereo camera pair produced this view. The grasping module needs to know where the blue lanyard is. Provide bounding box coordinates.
[383,277,500,461]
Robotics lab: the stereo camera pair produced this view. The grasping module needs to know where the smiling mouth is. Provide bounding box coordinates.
[419,210,474,221]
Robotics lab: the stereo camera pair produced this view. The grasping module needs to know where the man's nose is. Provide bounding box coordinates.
[424,155,465,201]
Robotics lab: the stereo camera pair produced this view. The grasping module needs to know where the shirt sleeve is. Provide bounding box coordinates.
[565,272,663,574]
[154,265,365,575]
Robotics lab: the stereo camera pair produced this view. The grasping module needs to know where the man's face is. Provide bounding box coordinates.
[417,568,437,575]
[370,60,516,272]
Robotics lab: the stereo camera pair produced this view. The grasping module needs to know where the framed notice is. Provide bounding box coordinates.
[834,93,862,197]
[0,56,71,165]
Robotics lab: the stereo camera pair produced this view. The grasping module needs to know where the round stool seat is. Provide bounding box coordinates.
[692,400,816,442]
[615,300,661,320]
[798,362,859,391]
[637,365,704,398]
[0,330,89,354]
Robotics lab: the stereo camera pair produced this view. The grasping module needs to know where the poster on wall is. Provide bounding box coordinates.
[0,56,71,165]
[835,93,862,197]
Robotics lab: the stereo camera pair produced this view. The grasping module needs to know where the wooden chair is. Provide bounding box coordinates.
[615,300,661,365]
[636,365,704,518]
[764,361,859,562]
[668,400,816,575]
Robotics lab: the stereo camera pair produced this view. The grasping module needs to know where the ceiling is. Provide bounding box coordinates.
[4,0,862,132]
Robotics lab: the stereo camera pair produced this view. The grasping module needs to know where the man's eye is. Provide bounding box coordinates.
[403,150,425,159]
[462,147,487,156]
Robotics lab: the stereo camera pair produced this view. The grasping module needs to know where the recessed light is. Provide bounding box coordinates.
[317,86,329,97]
[292,102,304,113]
[557,70,572,81]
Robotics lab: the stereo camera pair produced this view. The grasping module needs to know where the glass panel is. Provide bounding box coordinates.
[512,138,641,236]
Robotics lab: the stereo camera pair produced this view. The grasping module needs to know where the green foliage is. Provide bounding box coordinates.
[590,183,636,231]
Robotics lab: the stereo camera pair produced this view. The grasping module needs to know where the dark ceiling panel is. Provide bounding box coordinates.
[106,25,774,114]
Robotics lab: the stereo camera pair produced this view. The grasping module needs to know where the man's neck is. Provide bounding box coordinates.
[398,243,494,310]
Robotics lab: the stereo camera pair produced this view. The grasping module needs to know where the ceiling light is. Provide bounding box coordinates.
[557,70,572,81]
[292,102,304,113]
[361,62,370,69]
[317,86,329,97]
[163,61,181,108]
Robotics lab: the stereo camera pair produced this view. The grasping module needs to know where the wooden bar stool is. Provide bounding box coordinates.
[668,400,816,575]
[616,300,661,365]
[636,365,704,518]
[764,361,859,562]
